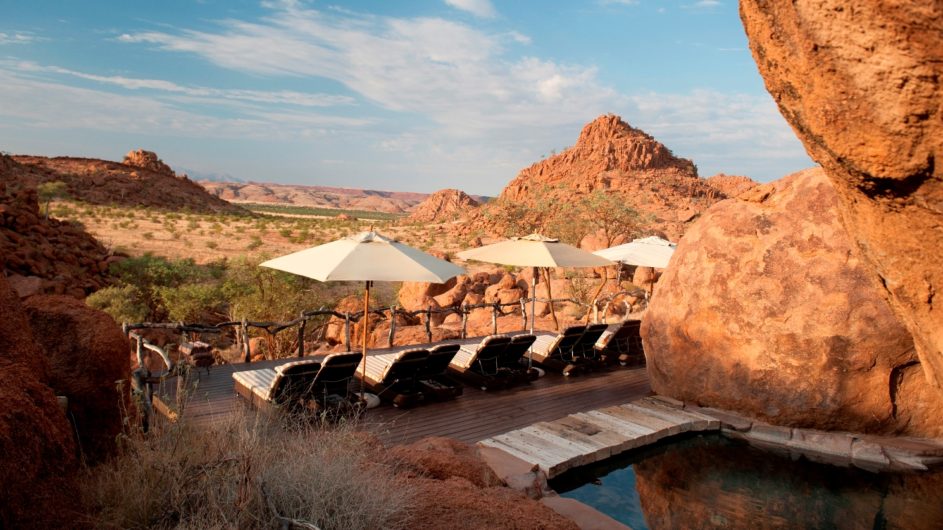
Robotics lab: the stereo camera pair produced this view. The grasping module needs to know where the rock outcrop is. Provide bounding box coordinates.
[0,276,79,528]
[481,114,729,240]
[642,168,942,437]
[24,295,130,462]
[705,173,758,198]
[7,152,246,214]
[740,1,943,391]
[122,149,174,175]
[0,177,113,297]
[406,188,479,223]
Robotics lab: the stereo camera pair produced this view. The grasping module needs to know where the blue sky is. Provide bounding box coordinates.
[0,0,812,195]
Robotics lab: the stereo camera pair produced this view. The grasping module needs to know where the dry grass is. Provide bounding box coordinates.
[80,409,416,529]
[50,201,470,264]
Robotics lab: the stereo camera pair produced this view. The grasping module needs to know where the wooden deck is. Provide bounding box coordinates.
[153,341,651,446]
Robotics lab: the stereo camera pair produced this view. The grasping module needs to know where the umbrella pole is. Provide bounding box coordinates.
[529,266,537,370]
[545,268,559,331]
[361,281,370,402]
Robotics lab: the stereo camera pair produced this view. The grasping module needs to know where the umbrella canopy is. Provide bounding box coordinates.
[457,234,612,338]
[593,236,676,269]
[260,231,464,401]
[260,231,464,283]
[457,234,613,268]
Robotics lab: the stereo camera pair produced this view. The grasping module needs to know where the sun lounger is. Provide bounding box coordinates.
[448,334,512,390]
[594,320,645,366]
[356,348,429,408]
[232,352,363,414]
[572,323,611,369]
[418,343,464,401]
[496,334,539,385]
[526,325,587,376]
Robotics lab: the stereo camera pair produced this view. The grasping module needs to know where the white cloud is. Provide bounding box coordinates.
[117,3,615,133]
[685,0,722,8]
[0,32,38,45]
[0,66,367,139]
[11,60,355,107]
[444,0,497,18]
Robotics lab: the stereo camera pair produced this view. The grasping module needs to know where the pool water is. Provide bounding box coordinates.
[552,434,943,530]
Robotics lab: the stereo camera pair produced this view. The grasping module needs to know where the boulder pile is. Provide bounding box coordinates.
[406,188,480,223]
[0,177,113,297]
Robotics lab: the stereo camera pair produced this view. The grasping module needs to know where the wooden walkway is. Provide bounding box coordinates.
[479,396,721,478]
[153,346,651,446]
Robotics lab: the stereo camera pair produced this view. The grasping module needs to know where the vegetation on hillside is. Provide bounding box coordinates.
[244,203,403,221]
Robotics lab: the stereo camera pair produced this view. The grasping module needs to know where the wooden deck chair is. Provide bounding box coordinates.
[448,334,511,390]
[573,323,611,370]
[418,343,463,401]
[356,348,428,408]
[496,334,539,386]
[232,352,362,413]
[594,320,644,366]
[526,325,587,376]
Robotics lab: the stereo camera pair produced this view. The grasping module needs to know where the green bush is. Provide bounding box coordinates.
[87,285,150,324]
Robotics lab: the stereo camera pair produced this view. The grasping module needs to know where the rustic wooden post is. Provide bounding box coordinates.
[388,306,396,348]
[460,304,468,339]
[519,299,527,331]
[425,305,433,343]
[491,302,498,335]
[297,312,306,358]
[241,319,251,363]
[593,299,599,324]
[344,312,352,352]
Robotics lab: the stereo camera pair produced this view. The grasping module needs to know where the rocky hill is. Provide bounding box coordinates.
[406,188,479,223]
[705,173,758,198]
[0,158,115,297]
[8,150,247,215]
[479,114,733,240]
[202,181,427,214]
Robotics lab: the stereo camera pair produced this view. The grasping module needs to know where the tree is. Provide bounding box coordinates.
[36,181,69,218]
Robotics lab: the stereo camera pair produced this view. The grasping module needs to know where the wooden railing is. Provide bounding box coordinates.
[124,289,646,361]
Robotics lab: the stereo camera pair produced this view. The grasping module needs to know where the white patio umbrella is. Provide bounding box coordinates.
[260,231,465,399]
[456,234,613,338]
[593,236,676,269]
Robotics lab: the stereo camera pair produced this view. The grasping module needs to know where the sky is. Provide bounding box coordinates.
[0,0,813,195]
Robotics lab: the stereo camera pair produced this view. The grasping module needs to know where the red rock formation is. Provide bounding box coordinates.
[642,168,942,437]
[406,188,480,223]
[0,177,113,297]
[24,295,130,462]
[0,276,79,528]
[481,114,727,240]
[740,1,943,391]
[7,152,246,214]
[388,437,579,530]
[705,173,758,198]
[200,181,436,214]
[122,149,174,175]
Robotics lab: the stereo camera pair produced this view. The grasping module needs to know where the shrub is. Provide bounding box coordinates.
[81,410,416,529]
[87,285,150,324]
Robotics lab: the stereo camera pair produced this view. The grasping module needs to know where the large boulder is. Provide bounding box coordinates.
[642,168,942,437]
[740,1,943,391]
[24,295,130,462]
[0,276,78,528]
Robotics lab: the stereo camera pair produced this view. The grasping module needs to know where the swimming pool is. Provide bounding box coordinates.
[552,433,943,529]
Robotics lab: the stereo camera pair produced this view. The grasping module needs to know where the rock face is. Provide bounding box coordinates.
[705,173,758,198]
[740,1,943,391]
[0,276,79,528]
[485,114,729,239]
[122,149,174,175]
[24,295,130,462]
[642,168,942,437]
[0,178,113,297]
[6,152,246,214]
[406,188,480,223]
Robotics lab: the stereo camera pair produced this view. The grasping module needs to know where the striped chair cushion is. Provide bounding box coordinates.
[232,367,278,401]
[358,353,397,385]
[450,334,509,370]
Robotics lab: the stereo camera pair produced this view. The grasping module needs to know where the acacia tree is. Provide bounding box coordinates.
[37,180,69,218]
